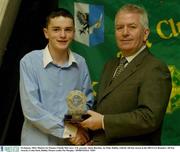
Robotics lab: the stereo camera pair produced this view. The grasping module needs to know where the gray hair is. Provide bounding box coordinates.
[115,4,149,29]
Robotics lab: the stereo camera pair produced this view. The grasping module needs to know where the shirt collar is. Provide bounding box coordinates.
[43,45,77,68]
[43,46,53,68]
[68,49,77,66]
[125,45,146,63]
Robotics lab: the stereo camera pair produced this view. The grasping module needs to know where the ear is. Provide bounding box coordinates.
[143,28,150,42]
[43,28,49,39]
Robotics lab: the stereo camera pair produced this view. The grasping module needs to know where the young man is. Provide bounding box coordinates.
[20,8,93,145]
[81,4,172,145]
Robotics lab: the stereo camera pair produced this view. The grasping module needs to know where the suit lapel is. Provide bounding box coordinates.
[99,48,149,102]
[105,59,119,88]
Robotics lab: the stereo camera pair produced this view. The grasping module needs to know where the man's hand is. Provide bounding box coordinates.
[80,110,104,130]
[69,127,90,145]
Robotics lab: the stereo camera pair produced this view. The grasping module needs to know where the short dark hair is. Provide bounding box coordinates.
[45,8,74,27]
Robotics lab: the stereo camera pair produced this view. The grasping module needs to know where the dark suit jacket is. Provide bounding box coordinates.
[92,48,172,145]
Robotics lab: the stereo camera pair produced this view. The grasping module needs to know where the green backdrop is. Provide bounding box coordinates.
[59,0,180,145]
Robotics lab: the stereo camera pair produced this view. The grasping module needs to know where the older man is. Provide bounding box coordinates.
[81,4,172,145]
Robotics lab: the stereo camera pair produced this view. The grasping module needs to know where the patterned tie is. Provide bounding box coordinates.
[112,57,127,79]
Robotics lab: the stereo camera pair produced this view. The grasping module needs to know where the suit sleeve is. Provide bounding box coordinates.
[104,62,172,138]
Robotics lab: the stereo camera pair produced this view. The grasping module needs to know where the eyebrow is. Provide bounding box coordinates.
[51,25,73,28]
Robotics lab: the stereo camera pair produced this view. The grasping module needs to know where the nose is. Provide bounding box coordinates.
[122,27,129,36]
[60,30,66,38]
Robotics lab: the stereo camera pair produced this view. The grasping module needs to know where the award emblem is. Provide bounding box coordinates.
[64,90,90,123]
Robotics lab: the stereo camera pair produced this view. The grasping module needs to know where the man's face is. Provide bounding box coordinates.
[43,16,74,52]
[115,11,149,56]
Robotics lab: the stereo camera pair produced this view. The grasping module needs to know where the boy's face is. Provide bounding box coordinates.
[43,16,75,52]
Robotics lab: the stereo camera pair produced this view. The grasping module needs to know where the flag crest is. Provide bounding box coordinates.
[74,2,104,46]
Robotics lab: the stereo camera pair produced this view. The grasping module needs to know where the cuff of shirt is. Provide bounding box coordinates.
[63,123,78,138]
[102,115,105,130]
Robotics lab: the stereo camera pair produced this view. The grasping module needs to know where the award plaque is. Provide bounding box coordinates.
[64,90,90,123]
